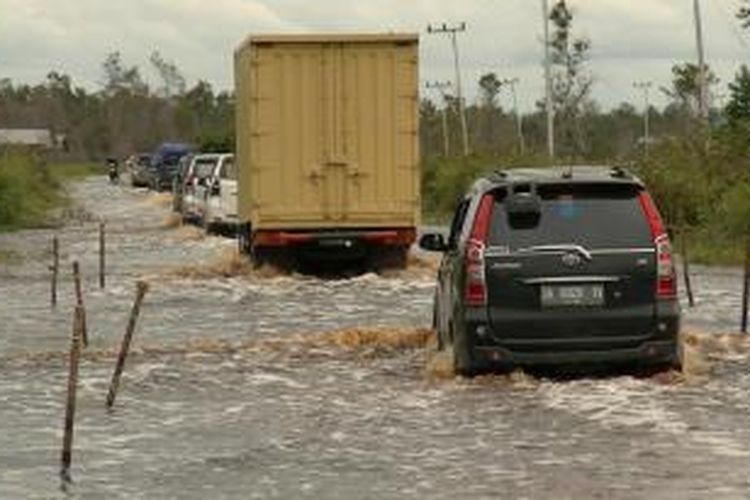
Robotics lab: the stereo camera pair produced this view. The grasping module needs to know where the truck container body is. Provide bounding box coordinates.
[234,33,420,268]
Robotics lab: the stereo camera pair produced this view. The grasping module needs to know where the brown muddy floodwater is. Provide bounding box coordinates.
[1,176,749,499]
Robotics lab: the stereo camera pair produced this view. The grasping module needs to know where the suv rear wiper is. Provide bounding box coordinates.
[515,244,592,261]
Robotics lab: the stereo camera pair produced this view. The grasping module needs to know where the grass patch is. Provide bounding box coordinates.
[682,234,747,267]
[673,226,749,267]
[0,151,68,231]
[49,162,103,181]
[0,151,103,232]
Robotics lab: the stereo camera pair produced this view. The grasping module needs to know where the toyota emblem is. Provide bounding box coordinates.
[561,252,583,267]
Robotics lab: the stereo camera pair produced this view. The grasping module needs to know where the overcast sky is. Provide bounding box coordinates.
[1,0,749,112]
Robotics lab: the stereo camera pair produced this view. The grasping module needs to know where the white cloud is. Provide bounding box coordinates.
[0,0,748,110]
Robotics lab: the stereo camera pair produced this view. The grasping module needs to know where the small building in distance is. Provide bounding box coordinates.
[0,128,66,150]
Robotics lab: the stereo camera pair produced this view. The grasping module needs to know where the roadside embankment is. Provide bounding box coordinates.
[0,150,100,231]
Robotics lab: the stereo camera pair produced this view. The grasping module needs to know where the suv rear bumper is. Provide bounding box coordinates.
[474,340,677,366]
[462,301,680,368]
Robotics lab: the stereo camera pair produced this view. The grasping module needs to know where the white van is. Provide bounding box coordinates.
[182,154,223,223]
[202,154,237,233]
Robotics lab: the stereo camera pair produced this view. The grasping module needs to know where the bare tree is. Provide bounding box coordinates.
[150,51,186,98]
[548,0,592,157]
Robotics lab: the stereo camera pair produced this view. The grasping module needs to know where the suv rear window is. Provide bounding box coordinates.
[220,158,236,180]
[488,183,652,249]
[194,158,218,178]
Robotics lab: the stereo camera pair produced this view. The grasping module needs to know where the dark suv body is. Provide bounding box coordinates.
[150,143,192,191]
[420,166,681,375]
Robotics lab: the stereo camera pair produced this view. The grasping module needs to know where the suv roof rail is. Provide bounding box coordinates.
[489,169,507,181]
[610,166,629,179]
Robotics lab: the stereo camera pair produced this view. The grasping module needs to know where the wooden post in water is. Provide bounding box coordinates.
[60,305,84,484]
[98,221,106,289]
[72,262,89,348]
[680,227,695,308]
[51,236,59,308]
[741,237,750,334]
[106,281,149,408]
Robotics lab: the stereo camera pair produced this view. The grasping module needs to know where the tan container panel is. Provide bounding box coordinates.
[341,43,419,223]
[236,34,420,230]
[250,44,327,224]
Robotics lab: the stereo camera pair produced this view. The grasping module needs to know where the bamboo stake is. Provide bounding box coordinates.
[680,228,695,308]
[106,281,149,408]
[741,237,750,334]
[60,305,84,484]
[99,222,106,289]
[72,262,88,348]
[50,236,59,308]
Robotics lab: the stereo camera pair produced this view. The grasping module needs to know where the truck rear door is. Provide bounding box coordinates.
[338,41,419,226]
[250,43,329,225]
[246,38,418,228]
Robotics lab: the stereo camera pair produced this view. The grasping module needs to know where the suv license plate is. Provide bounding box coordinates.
[541,284,604,308]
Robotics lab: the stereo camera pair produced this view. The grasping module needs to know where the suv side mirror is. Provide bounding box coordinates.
[210,180,221,196]
[419,233,448,252]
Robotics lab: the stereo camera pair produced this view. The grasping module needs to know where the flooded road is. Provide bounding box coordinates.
[1,177,749,499]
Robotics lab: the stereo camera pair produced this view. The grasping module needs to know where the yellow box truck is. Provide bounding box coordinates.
[234,33,420,269]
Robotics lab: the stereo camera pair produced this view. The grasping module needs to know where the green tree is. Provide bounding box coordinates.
[725,65,750,125]
[661,63,718,115]
[478,73,502,109]
[476,72,504,154]
[738,1,750,28]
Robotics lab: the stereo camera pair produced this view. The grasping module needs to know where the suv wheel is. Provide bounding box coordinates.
[432,300,445,351]
[451,326,477,377]
[671,338,684,372]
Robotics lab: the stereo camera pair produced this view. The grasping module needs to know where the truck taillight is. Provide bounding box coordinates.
[465,194,494,307]
[639,191,677,299]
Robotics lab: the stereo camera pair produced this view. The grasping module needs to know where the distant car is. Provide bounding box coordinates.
[129,153,152,187]
[419,166,681,376]
[150,143,192,191]
[203,154,237,234]
[180,154,223,223]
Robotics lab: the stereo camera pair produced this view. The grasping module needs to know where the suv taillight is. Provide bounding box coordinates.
[465,194,494,307]
[639,191,677,299]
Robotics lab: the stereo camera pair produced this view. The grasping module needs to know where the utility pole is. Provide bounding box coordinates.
[502,78,525,155]
[693,0,709,121]
[425,81,452,157]
[633,81,652,158]
[542,0,555,159]
[427,22,470,156]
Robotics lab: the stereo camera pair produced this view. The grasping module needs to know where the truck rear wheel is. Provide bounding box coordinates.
[252,247,295,271]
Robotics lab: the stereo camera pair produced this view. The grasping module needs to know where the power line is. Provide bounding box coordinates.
[633,81,653,159]
[694,0,709,121]
[427,22,470,156]
[501,77,525,155]
[425,81,453,157]
[542,0,555,159]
